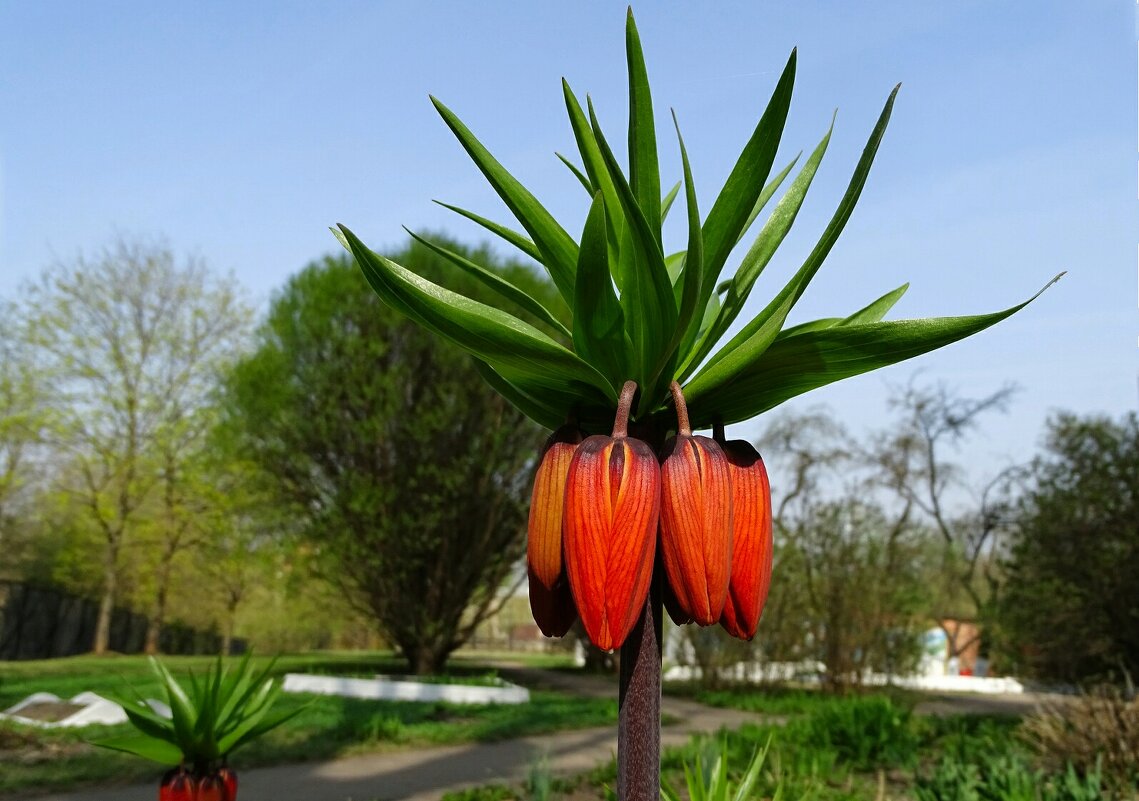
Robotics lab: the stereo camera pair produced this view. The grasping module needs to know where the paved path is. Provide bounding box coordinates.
[25,667,759,801]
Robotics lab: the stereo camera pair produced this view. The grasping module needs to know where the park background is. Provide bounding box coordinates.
[0,3,1137,800]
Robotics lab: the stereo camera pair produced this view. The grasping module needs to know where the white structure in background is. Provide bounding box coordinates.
[282,673,530,705]
[0,692,171,728]
[662,624,1025,695]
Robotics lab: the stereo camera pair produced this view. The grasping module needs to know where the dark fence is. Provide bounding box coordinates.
[0,581,242,660]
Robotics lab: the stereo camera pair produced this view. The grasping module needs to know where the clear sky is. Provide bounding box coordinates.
[1,1,1135,484]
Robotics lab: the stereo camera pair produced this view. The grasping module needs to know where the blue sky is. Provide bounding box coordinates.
[1,1,1135,486]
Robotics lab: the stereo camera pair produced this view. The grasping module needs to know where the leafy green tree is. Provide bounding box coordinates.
[223,239,554,674]
[0,300,52,575]
[26,239,249,653]
[999,412,1139,683]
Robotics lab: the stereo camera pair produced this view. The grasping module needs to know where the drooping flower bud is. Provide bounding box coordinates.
[715,424,773,641]
[196,772,227,801]
[159,767,195,801]
[563,381,660,651]
[527,424,582,590]
[217,763,239,801]
[659,382,733,626]
[528,568,577,637]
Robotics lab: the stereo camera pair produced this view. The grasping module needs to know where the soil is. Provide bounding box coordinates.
[8,702,86,722]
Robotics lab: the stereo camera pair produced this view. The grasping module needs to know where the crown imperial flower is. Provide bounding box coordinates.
[562,381,660,651]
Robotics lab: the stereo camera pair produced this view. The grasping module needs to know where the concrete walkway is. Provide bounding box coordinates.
[26,668,760,801]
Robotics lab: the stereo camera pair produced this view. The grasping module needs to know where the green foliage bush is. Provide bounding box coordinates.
[799,695,919,770]
[915,753,1108,801]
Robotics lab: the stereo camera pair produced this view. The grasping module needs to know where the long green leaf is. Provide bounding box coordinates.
[341,225,616,400]
[735,155,800,247]
[556,152,594,194]
[573,193,628,387]
[431,96,579,301]
[660,181,681,223]
[626,9,661,247]
[589,101,677,394]
[432,201,542,263]
[405,228,571,338]
[474,360,563,429]
[689,86,900,391]
[563,82,625,268]
[841,281,909,325]
[220,704,306,756]
[151,658,197,752]
[681,119,833,379]
[92,733,182,765]
[685,275,1063,427]
[669,111,705,375]
[699,50,796,310]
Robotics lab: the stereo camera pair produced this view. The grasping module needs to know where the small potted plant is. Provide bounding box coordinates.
[95,653,300,800]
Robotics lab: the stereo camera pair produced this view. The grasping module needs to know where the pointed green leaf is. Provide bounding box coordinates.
[341,225,616,401]
[685,275,1063,427]
[92,733,183,765]
[433,201,542,263]
[474,360,563,430]
[689,87,900,389]
[734,741,771,801]
[219,704,305,756]
[151,657,197,751]
[660,181,681,223]
[573,193,628,387]
[556,152,594,194]
[563,81,625,264]
[773,317,844,340]
[626,9,661,246]
[735,154,800,247]
[589,101,677,394]
[681,119,833,379]
[841,281,909,325]
[405,228,571,338]
[431,96,579,301]
[700,50,796,307]
[669,111,705,372]
[112,699,177,745]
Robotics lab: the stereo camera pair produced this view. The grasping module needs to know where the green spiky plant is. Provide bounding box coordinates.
[94,653,301,801]
[334,9,1059,800]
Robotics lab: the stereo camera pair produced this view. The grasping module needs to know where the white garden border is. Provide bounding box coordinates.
[282,673,529,704]
[0,692,171,728]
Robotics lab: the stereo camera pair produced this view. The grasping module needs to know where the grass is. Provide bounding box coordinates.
[0,650,603,797]
[452,685,1131,801]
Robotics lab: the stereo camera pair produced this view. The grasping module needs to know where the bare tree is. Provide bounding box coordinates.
[27,239,249,654]
[873,377,1020,661]
[757,409,931,691]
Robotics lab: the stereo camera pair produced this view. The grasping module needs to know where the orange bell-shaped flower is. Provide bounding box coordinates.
[527,424,582,591]
[659,382,733,626]
[715,424,773,641]
[528,568,578,637]
[562,381,660,651]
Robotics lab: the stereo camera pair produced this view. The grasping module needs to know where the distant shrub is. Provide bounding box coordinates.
[1021,685,1139,787]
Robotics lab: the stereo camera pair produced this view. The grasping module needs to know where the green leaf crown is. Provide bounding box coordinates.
[337,9,1059,433]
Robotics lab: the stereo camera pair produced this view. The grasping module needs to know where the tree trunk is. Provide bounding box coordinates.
[408,642,448,676]
[145,548,176,654]
[93,541,120,655]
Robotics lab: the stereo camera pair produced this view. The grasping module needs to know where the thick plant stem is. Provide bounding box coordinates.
[617,567,663,801]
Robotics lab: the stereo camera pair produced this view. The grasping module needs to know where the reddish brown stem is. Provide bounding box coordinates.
[713,420,726,443]
[669,381,691,437]
[612,380,638,438]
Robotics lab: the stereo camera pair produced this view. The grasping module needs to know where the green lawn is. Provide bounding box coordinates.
[0,650,604,797]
